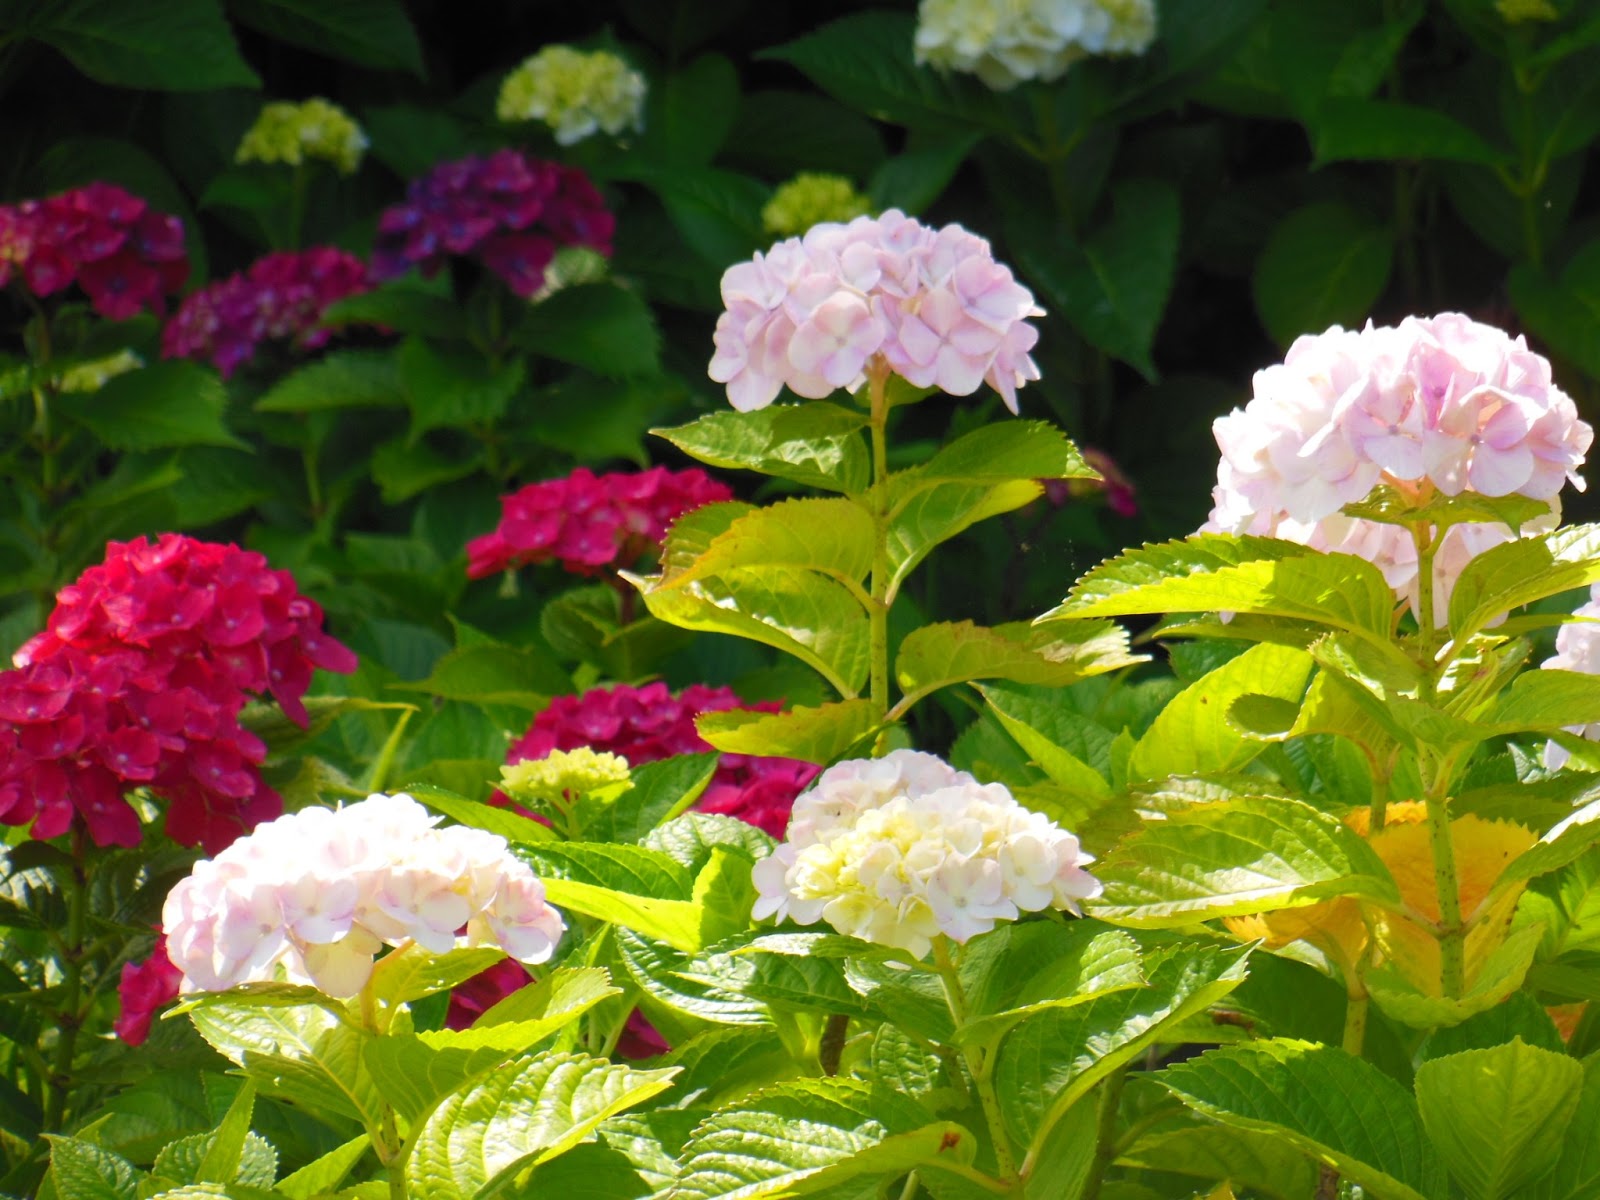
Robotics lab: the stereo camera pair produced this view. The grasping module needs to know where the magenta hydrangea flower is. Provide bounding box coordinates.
[114,934,182,1046]
[507,681,818,839]
[161,246,370,378]
[372,150,613,297]
[1203,314,1594,622]
[708,209,1042,412]
[466,466,733,579]
[0,182,188,320]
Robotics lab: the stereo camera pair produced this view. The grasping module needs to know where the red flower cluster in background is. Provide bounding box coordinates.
[0,182,188,320]
[371,150,614,297]
[0,534,357,852]
[508,681,818,838]
[161,246,370,378]
[467,466,732,578]
[114,934,182,1045]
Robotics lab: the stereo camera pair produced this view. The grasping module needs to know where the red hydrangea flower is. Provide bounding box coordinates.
[507,681,818,839]
[114,935,182,1046]
[161,246,370,378]
[0,182,188,320]
[467,466,733,578]
[0,535,357,852]
[371,150,613,297]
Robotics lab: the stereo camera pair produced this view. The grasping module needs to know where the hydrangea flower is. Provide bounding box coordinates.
[0,182,188,320]
[497,45,646,145]
[162,792,565,997]
[161,247,370,378]
[236,98,368,175]
[372,150,613,299]
[1539,585,1600,769]
[1203,314,1593,622]
[762,174,874,237]
[115,934,182,1046]
[507,682,818,838]
[708,209,1043,413]
[752,750,1100,957]
[913,0,1158,90]
[0,535,357,851]
[467,466,733,578]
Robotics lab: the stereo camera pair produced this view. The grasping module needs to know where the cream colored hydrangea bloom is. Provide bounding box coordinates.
[497,45,646,145]
[236,98,368,175]
[914,0,1157,90]
[761,174,873,237]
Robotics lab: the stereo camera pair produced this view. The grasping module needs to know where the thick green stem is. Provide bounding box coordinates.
[1080,1069,1127,1200]
[819,1012,848,1076]
[1369,755,1394,834]
[934,939,1019,1188]
[1412,522,1439,683]
[867,367,892,750]
[360,983,410,1200]
[1342,982,1369,1057]
[42,826,88,1134]
[1426,789,1466,997]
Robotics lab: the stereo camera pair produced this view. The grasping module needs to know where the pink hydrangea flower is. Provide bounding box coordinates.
[162,246,370,378]
[467,467,733,578]
[1540,585,1600,769]
[708,210,1043,412]
[1203,314,1592,621]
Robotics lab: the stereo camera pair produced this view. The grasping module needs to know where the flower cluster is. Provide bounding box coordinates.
[752,750,1100,956]
[372,151,614,298]
[1045,446,1139,517]
[161,247,370,378]
[1540,585,1600,769]
[709,209,1043,414]
[466,466,732,578]
[497,45,647,145]
[913,0,1158,90]
[115,934,182,1045]
[163,792,565,996]
[0,535,357,851]
[0,182,188,319]
[236,98,368,175]
[507,682,818,838]
[762,174,873,237]
[1203,314,1593,621]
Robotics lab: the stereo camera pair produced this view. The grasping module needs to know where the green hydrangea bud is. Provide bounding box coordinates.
[56,349,143,394]
[500,748,633,806]
[236,98,368,176]
[761,173,874,237]
[497,46,646,146]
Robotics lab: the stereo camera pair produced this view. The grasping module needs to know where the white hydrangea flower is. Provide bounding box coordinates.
[913,0,1158,91]
[752,749,1100,957]
[162,792,565,997]
[1541,585,1600,769]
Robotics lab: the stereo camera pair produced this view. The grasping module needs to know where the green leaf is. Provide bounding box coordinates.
[642,52,739,165]
[580,754,719,845]
[1527,1054,1600,1200]
[900,421,1098,487]
[618,929,771,1027]
[1448,524,1600,645]
[1091,792,1399,927]
[366,943,507,1011]
[869,129,981,213]
[894,619,1141,704]
[57,361,246,451]
[46,1136,140,1200]
[274,1135,368,1200]
[538,879,704,954]
[1045,534,1397,641]
[18,0,259,89]
[405,1052,679,1199]
[1487,671,1600,736]
[997,944,1251,1145]
[476,965,620,1031]
[1486,798,1600,900]
[1343,484,1552,535]
[1253,201,1393,347]
[1509,243,1600,383]
[883,478,1041,597]
[1117,1125,1318,1200]
[1159,1040,1448,1200]
[1311,97,1506,165]
[975,683,1114,800]
[370,437,481,505]
[389,642,570,710]
[645,812,776,874]
[667,1077,976,1200]
[1014,178,1180,380]
[519,841,693,900]
[652,403,870,494]
[1366,924,1546,1030]
[149,1128,277,1192]
[953,924,1145,1046]
[254,351,402,413]
[194,1080,259,1185]
[227,0,423,73]
[407,782,557,846]
[399,337,525,440]
[656,497,875,594]
[1416,1039,1583,1200]
[1128,643,1314,782]
[364,1019,570,1125]
[514,283,661,377]
[696,699,881,764]
[321,280,467,339]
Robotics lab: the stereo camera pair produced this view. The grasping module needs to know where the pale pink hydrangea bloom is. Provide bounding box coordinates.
[1540,585,1600,769]
[163,792,564,996]
[708,210,1043,413]
[1204,314,1591,622]
[752,749,1099,957]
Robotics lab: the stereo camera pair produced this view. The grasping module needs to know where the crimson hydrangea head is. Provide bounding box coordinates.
[114,934,182,1046]
[0,534,358,852]
[0,182,188,320]
[507,681,818,838]
[708,209,1042,413]
[371,151,613,298]
[467,466,733,579]
[162,246,370,378]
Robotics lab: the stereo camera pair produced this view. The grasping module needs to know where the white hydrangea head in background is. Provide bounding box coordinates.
[913,0,1158,91]
[162,792,565,997]
[1541,584,1600,769]
[752,749,1100,957]
[497,45,646,145]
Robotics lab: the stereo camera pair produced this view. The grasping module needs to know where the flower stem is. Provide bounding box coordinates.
[1080,1069,1127,1200]
[1426,786,1466,998]
[867,365,892,752]
[360,982,410,1200]
[934,938,1019,1187]
[1342,981,1369,1056]
[42,825,88,1134]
